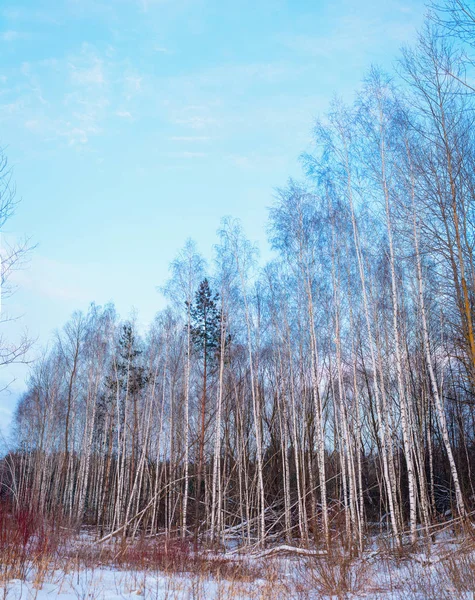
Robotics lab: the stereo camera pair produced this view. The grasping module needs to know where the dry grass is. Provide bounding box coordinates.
[3,502,475,599]
[0,502,67,585]
[72,536,261,583]
[297,548,370,599]
[436,547,475,598]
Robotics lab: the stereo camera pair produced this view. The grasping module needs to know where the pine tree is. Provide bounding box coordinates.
[188,279,221,539]
[189,279,221,364]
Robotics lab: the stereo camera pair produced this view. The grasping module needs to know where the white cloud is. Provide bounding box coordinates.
[66,127,91,145]
[0,46,111,148]
[22,112,101,146]
[0,100,22,116]
[227,153,286,171]
[116,109,133,118]
[138,0,168,13]
[124,74,142,92]
[0,30,27,42]
[24,119,41,131]
[11,255,91,302]
[181,151,207,158]
[169,135,210,142]
[70,60,105,86]
[166,151,208,159]
[174,116,217,130]
[20,62,30,75]
[280,10,421,59]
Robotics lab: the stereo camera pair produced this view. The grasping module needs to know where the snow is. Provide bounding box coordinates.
[3,565,282,599]
[3,541,475,599]
[5,569,232,599]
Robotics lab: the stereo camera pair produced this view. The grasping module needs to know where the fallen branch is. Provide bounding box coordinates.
[250,545,327,558]
[96,475,188,544]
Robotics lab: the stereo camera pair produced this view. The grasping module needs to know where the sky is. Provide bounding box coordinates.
[0,0,427,436]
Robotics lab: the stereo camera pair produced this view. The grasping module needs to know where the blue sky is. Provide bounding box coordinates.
[0,0,426,435]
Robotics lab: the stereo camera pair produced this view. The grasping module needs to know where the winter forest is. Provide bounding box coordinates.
[4,1,475,598]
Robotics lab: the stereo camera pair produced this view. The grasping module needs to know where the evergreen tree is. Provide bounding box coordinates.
[188,279,221,536]
[189,279,221,365]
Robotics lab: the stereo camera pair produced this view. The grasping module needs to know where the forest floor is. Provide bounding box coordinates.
[2,527,475,599]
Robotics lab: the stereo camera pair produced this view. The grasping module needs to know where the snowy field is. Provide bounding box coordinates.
[3,536,475,599]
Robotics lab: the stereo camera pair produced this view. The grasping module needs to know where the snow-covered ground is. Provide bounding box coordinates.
[2,567,276,599]
[3,550,475,599]
[3,534,475,599]
[5,569,253,599]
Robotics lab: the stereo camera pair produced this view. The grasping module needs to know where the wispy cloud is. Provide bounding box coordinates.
[24,119,42,131]
[153,45,171,54]
[2,6,61,25]
[0,44,115,147]
[124,74,142,92]
[169,135,210,142]
[24,114,100,146]
[0,99,23,117]
[116,109,133,118]
[227,153,286,171]
[173,116,217,130]
[11,256,91,303]
[122,73,143,102]
[0,30,28,42]
[280,11,420,59]
[70,59,105,86]
[138,0,168,13]
[166,151,208,159]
